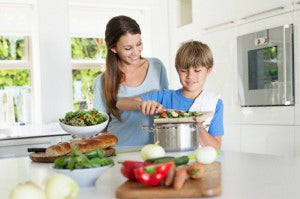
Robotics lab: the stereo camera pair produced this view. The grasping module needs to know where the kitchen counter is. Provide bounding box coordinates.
[1,150,300,199]
[0,123,69,140]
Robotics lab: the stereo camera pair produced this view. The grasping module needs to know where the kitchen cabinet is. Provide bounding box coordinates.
[292,10,300,125]
[0,136,63,158]
[295,126,300,156]
[193,0,236,31]
[240,125,294,156]
[293,0,300,10]
[236,0,293,23]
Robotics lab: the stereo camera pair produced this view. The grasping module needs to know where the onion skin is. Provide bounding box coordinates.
[9,181,47,199]
[44,174,79,199]
[195,146,217,164]
[141,144,165,160]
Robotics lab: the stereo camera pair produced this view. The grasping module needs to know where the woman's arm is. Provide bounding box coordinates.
[116,97,142,111]
[116,97,163,115]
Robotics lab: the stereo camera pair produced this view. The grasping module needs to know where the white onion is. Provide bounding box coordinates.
[141,143,165,160]
[44,174,79,199]
[195,146,217,164]
[9,181,46,199]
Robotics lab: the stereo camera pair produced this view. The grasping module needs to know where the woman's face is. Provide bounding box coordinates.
[111,33,143,65]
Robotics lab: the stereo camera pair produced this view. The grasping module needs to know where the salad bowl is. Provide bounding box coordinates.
[59,109,109,138]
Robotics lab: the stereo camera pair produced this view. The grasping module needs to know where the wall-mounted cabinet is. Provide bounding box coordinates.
[193,0,236,31]
[236,0,293,24]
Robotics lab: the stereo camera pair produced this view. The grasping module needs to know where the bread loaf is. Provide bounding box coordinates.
[45,142,70,156]
[70,133,118,153]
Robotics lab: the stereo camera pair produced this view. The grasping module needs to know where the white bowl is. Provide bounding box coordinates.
[59,112,109,138]
[51,164,113,187]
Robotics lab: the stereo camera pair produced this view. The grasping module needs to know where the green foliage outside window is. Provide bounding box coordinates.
[71,38,107,110]
[0,36,25,60]
[71,38,107,60]
[72,69,101,110]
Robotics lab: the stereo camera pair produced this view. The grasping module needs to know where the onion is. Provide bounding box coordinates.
[9,181,46,199]
[44,174,79,199]
[195,146,217,164]
[141,142,165,160]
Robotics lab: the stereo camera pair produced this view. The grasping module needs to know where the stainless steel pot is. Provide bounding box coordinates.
[143,123,200,152]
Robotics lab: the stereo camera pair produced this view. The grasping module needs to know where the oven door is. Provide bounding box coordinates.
[237,24,294,107]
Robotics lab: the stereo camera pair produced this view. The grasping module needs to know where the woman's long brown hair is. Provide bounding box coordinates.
[102,15,141,121]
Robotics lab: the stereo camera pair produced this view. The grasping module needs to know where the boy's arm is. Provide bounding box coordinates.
[116,97,163,115]
[199,126,222,150]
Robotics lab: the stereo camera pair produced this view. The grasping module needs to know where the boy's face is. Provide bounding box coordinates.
[178,65,212,97]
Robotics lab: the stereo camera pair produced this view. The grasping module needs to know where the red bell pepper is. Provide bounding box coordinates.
[134,162,174,186]
[121,160,152,181]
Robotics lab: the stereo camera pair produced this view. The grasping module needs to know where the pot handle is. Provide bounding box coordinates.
[142,125,154,133]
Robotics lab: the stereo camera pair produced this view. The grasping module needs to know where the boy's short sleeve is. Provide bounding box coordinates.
[140,90,165,104]
[208,99,224,136]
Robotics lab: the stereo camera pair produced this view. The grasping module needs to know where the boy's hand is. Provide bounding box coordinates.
[140,100,163,115]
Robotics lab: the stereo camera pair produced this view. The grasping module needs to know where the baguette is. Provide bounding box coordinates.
[45,142,71,156]
[70,133,118,153]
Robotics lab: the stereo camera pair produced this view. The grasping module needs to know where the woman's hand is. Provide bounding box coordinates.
[140,100,163,115]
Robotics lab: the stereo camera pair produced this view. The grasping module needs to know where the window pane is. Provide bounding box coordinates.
[0,69,30,87]
[0,36,26,60]
[71,38,107,60]
[0,69,31,125]
[72,69,102,110]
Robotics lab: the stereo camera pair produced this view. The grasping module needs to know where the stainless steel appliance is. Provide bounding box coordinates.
[237,24,294,106]
[143,123,200,152]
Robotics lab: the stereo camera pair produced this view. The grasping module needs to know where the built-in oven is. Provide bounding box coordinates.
[237,24,294,107]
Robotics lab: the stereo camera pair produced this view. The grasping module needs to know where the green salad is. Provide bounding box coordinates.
[54,146,114,170]
[59,109,107,126]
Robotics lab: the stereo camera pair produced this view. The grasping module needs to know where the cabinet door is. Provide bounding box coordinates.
[241,125,294,156]
[193,0,236,31]
[201,27,241,124]
[0,136,61,158]
[236,0,293,23]
[293,10,300,125]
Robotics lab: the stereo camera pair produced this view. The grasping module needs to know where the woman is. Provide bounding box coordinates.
[93,15,168,146]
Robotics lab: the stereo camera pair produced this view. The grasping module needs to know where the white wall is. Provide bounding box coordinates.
[168,0,300,156]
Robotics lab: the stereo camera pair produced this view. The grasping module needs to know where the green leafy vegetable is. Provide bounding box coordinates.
[54,147,114,170]
[59,109,107,126]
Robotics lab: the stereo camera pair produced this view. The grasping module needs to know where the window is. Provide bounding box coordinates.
[71,37,107,110]
[0,35,31,126]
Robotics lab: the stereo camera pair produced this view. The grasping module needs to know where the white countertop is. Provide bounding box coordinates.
[1,151,300,199]
[0,123,69,140]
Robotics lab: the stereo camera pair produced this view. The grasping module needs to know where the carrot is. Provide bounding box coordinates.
[165,163,176,186]
[187,163,205,179]
[173,166,188,190]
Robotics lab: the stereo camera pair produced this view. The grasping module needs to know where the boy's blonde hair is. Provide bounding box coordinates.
[175,40,213,71]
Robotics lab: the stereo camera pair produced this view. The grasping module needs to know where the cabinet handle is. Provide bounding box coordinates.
[204,20,234,31]
[241,6,284,20]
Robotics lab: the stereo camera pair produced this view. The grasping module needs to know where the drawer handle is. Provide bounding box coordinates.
[204,20,234,31]
[241,6,284,20]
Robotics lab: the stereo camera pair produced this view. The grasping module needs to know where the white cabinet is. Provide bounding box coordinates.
[241,125,294,156]
[0,136,62,158]
[236,0,293,23]
[292,10,300,125]
[200,27,241,124]
[193,0,236,31]
[295,126,300,156]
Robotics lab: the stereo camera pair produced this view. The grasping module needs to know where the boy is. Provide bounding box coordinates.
[116,41,223,150]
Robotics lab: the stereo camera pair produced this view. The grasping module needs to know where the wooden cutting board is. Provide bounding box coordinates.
[154,111,213,124]
[116,162,221,199]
